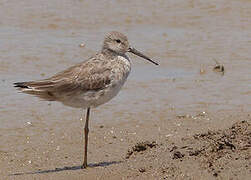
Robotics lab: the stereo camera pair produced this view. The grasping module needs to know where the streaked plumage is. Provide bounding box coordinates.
[14,51,131,108]
[14,31,158,168]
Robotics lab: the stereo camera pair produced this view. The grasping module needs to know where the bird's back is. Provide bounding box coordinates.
[14,52,131,108]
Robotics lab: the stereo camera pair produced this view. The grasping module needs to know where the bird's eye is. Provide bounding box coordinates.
[115,39,121,43]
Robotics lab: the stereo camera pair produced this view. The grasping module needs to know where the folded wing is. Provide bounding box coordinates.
[14,57,113,101]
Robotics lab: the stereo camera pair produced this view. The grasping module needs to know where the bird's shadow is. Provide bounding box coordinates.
[10,161,122,176]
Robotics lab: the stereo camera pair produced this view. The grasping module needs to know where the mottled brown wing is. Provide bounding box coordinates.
[14,56,113,100]
[44,57,113,93]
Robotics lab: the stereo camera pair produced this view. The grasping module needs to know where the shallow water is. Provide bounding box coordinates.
[0,0,251,129]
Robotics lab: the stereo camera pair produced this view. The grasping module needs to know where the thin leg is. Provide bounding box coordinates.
[82,107,90,169]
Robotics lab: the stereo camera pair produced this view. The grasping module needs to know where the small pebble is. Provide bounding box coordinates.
[138,167,146,173]
[165,134,173,137]
[200,68,206,75]
[79,43,85,47]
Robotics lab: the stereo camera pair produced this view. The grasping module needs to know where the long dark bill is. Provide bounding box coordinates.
[128,47,159,66]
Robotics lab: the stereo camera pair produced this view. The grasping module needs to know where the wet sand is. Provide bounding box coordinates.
[0,0,250,179]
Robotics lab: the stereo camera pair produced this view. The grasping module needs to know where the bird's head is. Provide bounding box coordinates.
[102,31,159,65]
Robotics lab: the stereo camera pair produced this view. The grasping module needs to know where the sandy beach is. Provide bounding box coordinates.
[0,0,250,179]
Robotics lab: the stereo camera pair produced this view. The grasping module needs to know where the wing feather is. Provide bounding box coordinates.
[14,55,113,101]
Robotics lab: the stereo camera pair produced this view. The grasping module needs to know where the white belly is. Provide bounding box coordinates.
[84,77,127,108]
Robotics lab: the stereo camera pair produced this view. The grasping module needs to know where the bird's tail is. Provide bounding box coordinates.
[14,81,56,101]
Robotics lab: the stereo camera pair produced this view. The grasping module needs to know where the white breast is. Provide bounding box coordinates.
[63,55,131,108]
[118,55,131,70]
[91,55,131,107]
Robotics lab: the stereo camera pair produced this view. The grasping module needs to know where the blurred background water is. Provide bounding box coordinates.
[0,0,250,129]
